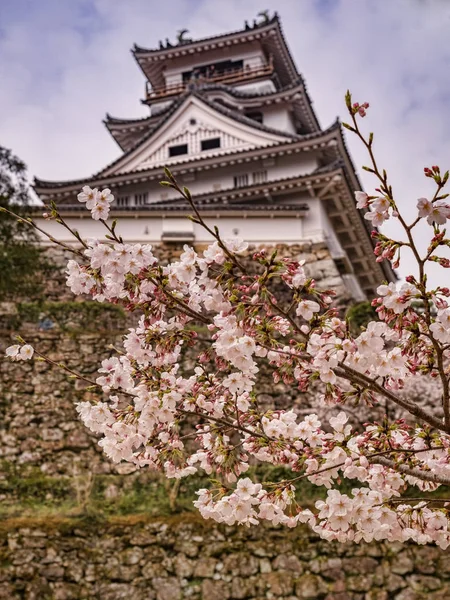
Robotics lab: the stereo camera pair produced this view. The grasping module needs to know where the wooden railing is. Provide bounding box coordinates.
[146,59,274,100]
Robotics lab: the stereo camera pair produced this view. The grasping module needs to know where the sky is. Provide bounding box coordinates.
[0,0,449,283]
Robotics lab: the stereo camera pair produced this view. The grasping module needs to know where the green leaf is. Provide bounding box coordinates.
[345,90,352,109]
[342,122,356,132]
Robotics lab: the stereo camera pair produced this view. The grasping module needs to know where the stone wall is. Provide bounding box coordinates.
[0,304,128,477]
[0,515,449,600]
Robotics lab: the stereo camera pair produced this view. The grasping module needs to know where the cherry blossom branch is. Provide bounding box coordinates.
[346,94,450,428]
[371,455,450,486]
[335,364,447,432]
[0,206,85,258]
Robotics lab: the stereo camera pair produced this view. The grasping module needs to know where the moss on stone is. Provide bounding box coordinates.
[8,300,126,332]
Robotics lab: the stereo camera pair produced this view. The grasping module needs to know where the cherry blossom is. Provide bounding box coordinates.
[6,93,450,547]
[6,344,34,361]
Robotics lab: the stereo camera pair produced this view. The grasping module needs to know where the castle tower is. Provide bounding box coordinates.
[33,13,395,299]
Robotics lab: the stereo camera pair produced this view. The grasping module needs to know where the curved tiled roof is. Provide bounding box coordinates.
[133,15,299,90]
[195,92,300,138]
[194,79,304,99]
[104,113,154,127]
[34,119,341,192]
[104,79,304,127]
[106,78,319,150]
[36,202,309,214]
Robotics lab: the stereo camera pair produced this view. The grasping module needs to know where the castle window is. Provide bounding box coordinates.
[246,111,263,123]
[234,174,249,188]
[117,195,130,207]
[201,137,221,151]
[169,143,188,157]
[134,192,148,206]
[252,170,267,185]
[182,59,244,83]
[333,256,352,275]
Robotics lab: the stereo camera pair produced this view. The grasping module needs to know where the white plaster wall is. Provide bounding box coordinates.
[112,154,321,205]
[321,205,346,258]
[33,214,310,245]
[300,199,350,252]
[35,197,342,247]
[233,80,276,94]
[262,106,296,134]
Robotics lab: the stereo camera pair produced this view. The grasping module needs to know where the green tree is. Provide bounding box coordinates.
[0,145,48,300]
[346,300,378,334]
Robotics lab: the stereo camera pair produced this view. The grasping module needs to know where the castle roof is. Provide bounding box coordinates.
[132,15,299,89]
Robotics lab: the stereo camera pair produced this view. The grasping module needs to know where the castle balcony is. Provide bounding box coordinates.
[145,58,274,101]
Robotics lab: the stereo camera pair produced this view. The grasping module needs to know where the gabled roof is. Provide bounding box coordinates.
[95,92,301,177]
[105,80,320,152]
[104,112,158,153]
[132,15,299,89]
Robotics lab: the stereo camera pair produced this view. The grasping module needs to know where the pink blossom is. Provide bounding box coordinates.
[354,191,369,209]
[296,299,320,320]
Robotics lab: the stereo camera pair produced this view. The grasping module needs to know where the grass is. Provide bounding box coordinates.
[2,461,449,524]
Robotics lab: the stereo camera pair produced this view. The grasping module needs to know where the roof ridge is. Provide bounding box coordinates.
[33,150,342,191]
[132,14,280,55]
[191,91,298,139]
[191,77,305,99]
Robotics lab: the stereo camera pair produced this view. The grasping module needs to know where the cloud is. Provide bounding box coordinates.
[1,0,449,283]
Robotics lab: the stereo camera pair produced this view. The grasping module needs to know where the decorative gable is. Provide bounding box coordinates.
[138,119,253,170]
[101,96,293,176]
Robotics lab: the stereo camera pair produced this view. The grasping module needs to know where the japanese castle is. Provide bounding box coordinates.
[34,12,395,299]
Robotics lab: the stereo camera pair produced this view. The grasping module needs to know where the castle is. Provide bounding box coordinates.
[33,12,395,300]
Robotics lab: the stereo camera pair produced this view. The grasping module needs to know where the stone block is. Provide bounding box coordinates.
[142,562,167,579]
[295,573,328,599]
[414,547,439,574]
[260,571,295,596]
[120,546,143,565]
[385,573,407,592]
[272,553,304,573]
[38,565,65,580]
[407,574,442,592]
[259,558,272,573]
[152,577,182,600]
[173,553,194,578]
[341,557,378,575]
[391,553,414,575]
[201,579,230,600]
[394,590,425,600]
[223,552,259,576]
[364,591,388,600]
[193,556,217,578]
[97,583,151,600]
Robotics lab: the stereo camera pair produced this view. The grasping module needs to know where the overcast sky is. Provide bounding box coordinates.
[0,0,449,283]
